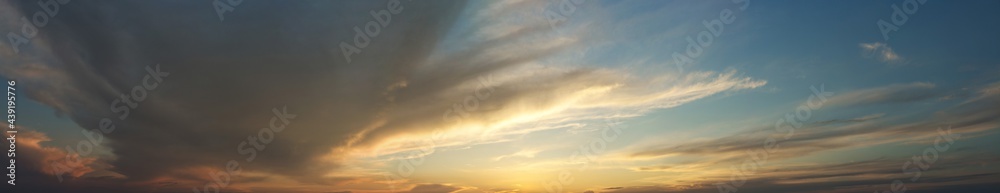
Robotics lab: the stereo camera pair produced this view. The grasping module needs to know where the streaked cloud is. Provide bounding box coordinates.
[824,82,938,107]
[612,81,1000,192]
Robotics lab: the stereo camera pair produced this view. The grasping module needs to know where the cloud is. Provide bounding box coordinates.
[493,149,541,161]
[404,184,464,193]
[602,155,1000,193]
[625,111,889,160]
[824,82,939,107]
[614,81,1000,192]
[16,129,97,180]
[962,81,1000,104]
[860,42,903,64]
[1,0,472,189]
[632,165,673,172]
[7,128,192,193]
[815,113,885,125]
[0,0,767,192]
[627,82,997,161]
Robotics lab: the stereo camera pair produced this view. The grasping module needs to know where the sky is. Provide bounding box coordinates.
[1,0,999,193]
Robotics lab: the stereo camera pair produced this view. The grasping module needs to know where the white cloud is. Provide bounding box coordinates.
[860,42,903,64]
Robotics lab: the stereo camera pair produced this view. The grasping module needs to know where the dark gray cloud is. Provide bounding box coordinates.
[1,0,639,192]
[0,0,487,190]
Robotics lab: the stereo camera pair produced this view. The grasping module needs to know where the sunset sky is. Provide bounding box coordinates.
[1,0,999,193]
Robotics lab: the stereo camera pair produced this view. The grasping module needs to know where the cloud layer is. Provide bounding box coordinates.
[0,1,767,192]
